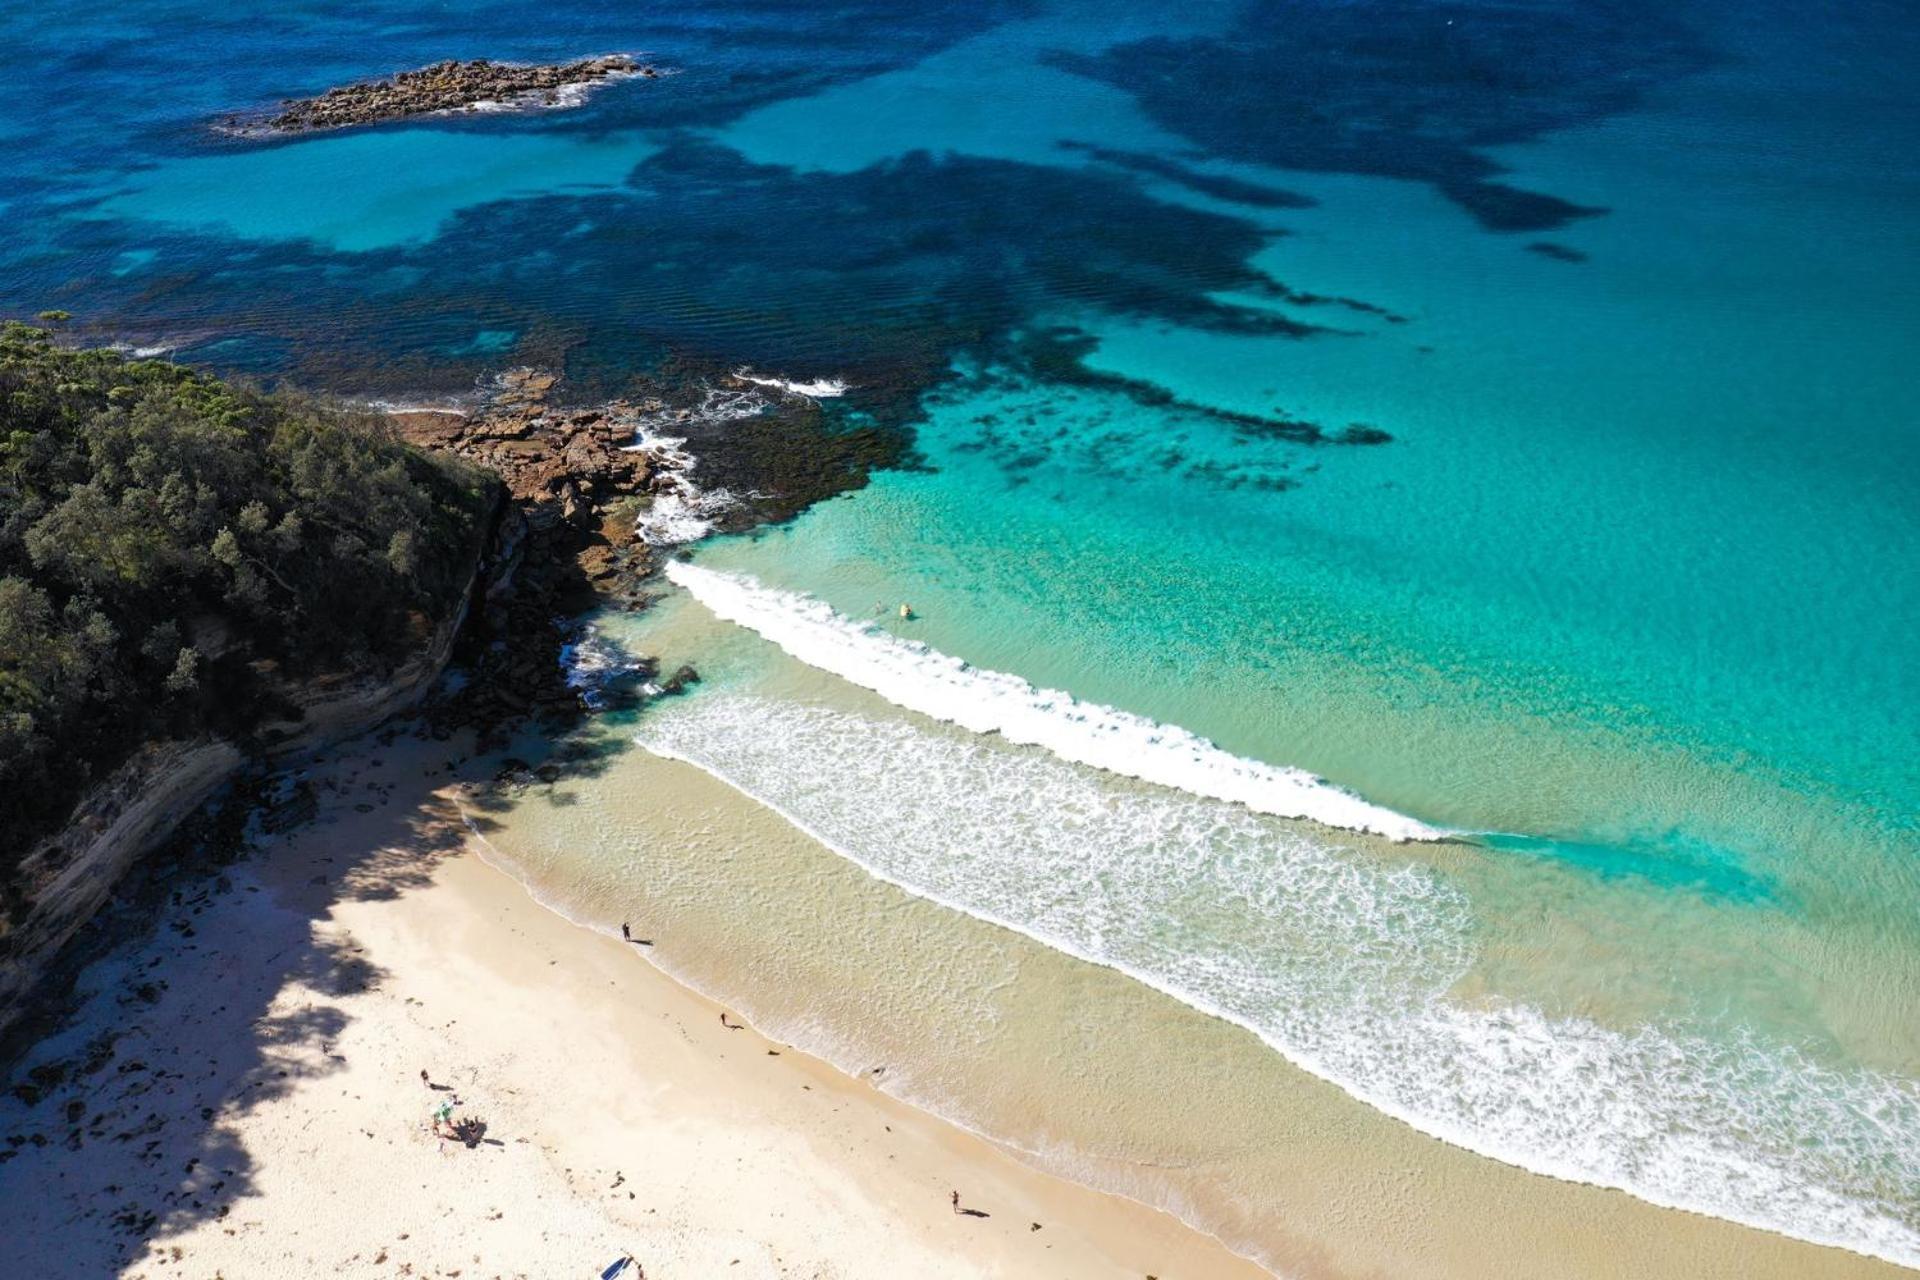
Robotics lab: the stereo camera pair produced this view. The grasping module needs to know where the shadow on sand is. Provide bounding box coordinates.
[0,708,635,1271]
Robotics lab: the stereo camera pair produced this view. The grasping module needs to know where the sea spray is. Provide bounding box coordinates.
[618,388,772,546]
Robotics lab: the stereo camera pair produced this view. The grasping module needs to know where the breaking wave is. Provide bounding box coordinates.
[635,690,1920,1269]
[732,368,850,399]
[557,620,651,709]
[618,388,769,546]
[665,561,1444,841]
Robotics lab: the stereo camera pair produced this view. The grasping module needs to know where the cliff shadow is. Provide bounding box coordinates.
[0,707,632,1273]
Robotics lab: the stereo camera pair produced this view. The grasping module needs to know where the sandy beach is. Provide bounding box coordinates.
[0,727,1265,1280]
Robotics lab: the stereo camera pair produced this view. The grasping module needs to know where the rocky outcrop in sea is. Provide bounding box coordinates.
[243,55,655,134]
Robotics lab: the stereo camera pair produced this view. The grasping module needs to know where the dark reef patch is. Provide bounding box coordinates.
[1048,0,1713,232]
[1235,277,1410,326]
[1527,240,1591,263]
[7,0,1448,521]
[1008,326,1393,448]
[1057,141,1319,209]
[31,141,1358,480]
[1440,180,1606,234]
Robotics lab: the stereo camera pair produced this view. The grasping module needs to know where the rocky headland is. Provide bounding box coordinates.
[248,55,655,134]
[389,367,707,734]
[0,347,894,1044]
[0,359,666,1038]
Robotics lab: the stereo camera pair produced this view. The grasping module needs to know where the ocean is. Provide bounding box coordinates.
[4,0,1916,1272]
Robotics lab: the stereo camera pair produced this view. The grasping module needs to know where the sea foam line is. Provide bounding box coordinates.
[636,693,1920,1270]
[731,368,850,399]
[665,561,1444,842]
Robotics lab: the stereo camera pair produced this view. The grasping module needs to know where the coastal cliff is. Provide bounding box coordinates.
[0,349,861,1040]
[0,498,496,1033]
[0,327,503,1037]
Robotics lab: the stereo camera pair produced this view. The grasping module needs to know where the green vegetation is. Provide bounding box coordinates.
[0,323,492,854]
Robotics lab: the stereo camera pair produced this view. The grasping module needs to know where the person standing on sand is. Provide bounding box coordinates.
[621,922,631,941]
[951,1190,961,1214]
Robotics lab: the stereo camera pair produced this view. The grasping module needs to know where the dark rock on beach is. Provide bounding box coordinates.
[254,56,653,134]
[389,370,683,739]
[657,665,701,697]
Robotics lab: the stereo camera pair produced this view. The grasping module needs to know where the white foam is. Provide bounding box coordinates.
[633,481,738,547]
[636,691,1920,1269]
[557,621,646,708]
[612,387,771,546]
[665,561,1444,842]
[106,339,187,360]
[732,368,850,399]
[622,383,773,431]
[358,397,473,417]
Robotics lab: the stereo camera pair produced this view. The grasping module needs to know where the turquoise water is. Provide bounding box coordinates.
[4,0,1916,1265]
[93,128,662,252]
[665,0,1920,1259]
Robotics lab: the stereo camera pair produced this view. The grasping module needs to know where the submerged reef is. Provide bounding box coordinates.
[1051,0,1712,232]
[1011,326,1394,447]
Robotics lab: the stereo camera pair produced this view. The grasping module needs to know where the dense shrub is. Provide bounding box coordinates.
[0,323,491,853]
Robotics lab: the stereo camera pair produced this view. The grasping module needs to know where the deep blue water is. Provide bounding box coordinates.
[4,0,1917,1264]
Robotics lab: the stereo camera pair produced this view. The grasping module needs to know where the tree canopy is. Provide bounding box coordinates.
[0,322,491,855]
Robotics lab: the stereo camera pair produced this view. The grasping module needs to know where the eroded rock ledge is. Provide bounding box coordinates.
[390,369,687,731]
[251,55,656,133]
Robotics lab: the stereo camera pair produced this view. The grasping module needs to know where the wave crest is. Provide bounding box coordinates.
[666,561,1444,841]
[637,691,1920,1269]
[731,368,850,399]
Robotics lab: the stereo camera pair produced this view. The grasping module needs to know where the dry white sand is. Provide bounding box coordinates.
[0,729,1266,1279]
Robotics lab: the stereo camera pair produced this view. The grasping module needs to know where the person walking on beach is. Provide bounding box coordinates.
[621,922,631,941]
[950,1189,988,1218]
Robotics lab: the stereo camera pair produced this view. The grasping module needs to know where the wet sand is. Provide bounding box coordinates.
[3,712,1908,1279]
[467,710,1916,1280]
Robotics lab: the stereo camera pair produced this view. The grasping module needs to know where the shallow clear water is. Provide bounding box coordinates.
[5,0,1916,1268]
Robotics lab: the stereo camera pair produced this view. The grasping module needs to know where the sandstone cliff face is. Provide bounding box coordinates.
[0,496,498,1035]
[0,740,246,1029]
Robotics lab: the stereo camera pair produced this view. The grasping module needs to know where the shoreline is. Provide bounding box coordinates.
[0,725,1268,1278]
[5,695,1913,1279]
[460,804,1282,1275]
[486,589,1919,1280]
